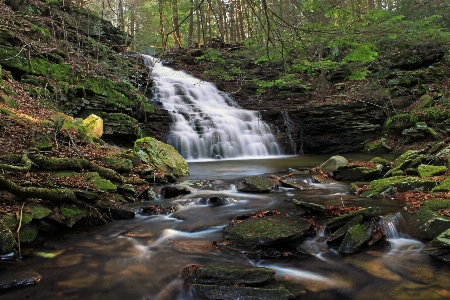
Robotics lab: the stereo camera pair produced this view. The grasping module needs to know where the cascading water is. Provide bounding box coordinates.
[142,55,282,160]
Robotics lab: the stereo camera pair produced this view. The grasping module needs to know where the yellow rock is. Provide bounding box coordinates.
[82,114,103,138]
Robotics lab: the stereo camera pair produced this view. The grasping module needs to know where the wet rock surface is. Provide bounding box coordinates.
[0,270,41,289]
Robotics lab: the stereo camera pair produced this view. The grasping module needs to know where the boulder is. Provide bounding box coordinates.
[161,185,193,198]
[82,114,103,138]
[400,200,450,239]
[272,175,316,189]
[319,155,348,173]
[325,207,382,229]
[327,215,364,244]
[223,214,312,247]
[334,164,383,181]
[432,228,450,248]
[134,137,189,181]
[237,176,275,192]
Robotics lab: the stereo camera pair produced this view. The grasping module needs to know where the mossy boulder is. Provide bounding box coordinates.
[19,223,38,243]
[0,218,17,255]
[134,137,189,179]
[237,176,275,192]
[327,215,364,244]
[339,222,371,254]
[48,205,88,228]
[319,155,348,173]
[400,200,450,239]
[418,164,447,178]
[82,114,103,138]
[325,207,382,229]
[363,141,390,154]
[223,214,312,247]
[359,176,437,197]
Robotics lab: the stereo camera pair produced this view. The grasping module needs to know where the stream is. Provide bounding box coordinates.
[2,154,450,299]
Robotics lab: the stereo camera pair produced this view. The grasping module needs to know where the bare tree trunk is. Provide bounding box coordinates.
[171,0,181,47]
[188,0,194,47]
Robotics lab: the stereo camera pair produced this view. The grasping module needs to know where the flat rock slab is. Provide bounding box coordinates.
[0,270,41,289]
[237,176,275,192]
[272,175,316,190]
[223,214,312,247]
[191,284,293,300]
[182,263,275,285]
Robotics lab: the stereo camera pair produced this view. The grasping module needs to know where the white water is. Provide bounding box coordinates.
[142,55,282,160]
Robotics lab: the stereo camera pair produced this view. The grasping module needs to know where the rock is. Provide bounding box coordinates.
[223,214,312,247]
[334,164,383,181]
[327,215,364,244]
[319,155,348,173]
[190,284,293,300]
[181,263,275,286]
[325,207,382,229]
[98,157,134,172]
[272,175,316,189]
[0,218,17,255]
[161,185,193,198]
[0,270,41,289]
[400,200,450,239]
[48,205,88,228]
[195,196,232,206]
[422,246,450,263]
[359,176,437,197]
[339,222,371,253]
[293,199,327,213]
[433,177,450,193]
[82,114,103,138]
[134,137,189,181]
[237,176,275,192]
[418,164,447,177]
[432,228,450,248]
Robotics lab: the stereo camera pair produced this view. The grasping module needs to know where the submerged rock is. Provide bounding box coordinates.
[181,263,275,285]
[223,213,312,247]
[190,284,293,300]
[237,176,275,192]
[0,270,41,289]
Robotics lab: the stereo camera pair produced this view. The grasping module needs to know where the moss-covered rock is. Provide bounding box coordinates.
[327,215,364,244]
[19,223,38,243]
[98,157,134,172]
[334,164,383,181]
[134,137,189,180]
[237,176,275,192]
[0,218,17,254]
[359,176,437,197]
[222,214,312,247]
[418,164,447,177]
[325,207,382,229]
[339,222,371,253]
[432,177,450,193]
[400,200,450,239]
[84,172,117,192]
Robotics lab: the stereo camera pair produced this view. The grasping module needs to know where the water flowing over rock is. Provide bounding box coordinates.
[142,55,282,160]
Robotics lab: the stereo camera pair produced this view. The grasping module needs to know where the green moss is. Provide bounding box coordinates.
[30,58,71,80]
[418,165,447,178]
[52,171,78,178]
[19,224,38,243]
[360,176,437,197]
[339,223,371,253]
[84,172,117,192]
[0,94,18,108]
[134,137,189,178]
[432,177,450,193]
[1,215,19,230]
[363,141,387,154]
[0,107,15,116]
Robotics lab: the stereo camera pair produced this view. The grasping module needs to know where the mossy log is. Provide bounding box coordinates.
[0,153,33,172]
[29,154,124,183]
[0,175,77,202]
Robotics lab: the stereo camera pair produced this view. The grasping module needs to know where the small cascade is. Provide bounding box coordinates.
[142,55,282,160]
[376,212,410,239]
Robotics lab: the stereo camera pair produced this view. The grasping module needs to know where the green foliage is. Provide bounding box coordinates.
[253,74,310,95]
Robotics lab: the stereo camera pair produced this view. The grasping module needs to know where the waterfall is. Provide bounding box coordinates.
[142,55,282,160]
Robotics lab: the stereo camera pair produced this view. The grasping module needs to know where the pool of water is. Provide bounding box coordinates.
[1,154,449,300]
